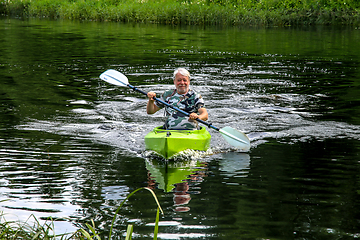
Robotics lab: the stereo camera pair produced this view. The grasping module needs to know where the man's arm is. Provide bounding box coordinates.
[189,107,208,121]
[147,92,160,114]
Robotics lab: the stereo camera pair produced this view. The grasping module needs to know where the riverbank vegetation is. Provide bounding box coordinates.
[1,0,360,26]
[0,188,163,239]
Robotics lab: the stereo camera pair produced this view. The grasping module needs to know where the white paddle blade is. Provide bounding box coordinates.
[99,69,129,87]
[219,126,250,151]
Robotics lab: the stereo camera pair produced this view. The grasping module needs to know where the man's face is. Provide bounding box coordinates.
[174,72,190,94]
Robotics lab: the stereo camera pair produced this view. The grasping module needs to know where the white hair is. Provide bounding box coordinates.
[173,68,190,80]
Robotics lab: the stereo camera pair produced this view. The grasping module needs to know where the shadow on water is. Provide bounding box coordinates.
[1,18,360,239]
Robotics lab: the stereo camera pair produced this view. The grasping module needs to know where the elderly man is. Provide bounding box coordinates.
[147,68,208,130]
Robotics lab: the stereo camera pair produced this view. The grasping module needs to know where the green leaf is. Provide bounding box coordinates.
[125,224,134,240]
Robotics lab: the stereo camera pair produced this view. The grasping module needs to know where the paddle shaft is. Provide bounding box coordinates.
[127,83,220,132]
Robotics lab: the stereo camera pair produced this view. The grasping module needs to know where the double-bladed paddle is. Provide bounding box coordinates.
[99,69,250,151]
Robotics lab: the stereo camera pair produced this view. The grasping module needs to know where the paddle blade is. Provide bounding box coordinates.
[100,69,129,87]
[219,126,250,151]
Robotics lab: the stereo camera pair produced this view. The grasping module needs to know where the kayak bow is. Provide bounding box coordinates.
[144,126,211,159]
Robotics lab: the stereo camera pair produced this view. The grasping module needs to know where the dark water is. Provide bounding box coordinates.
[1,18,360,239]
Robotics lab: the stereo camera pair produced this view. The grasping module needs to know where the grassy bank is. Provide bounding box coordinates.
[1,0,360,26]
[0,188,163,239]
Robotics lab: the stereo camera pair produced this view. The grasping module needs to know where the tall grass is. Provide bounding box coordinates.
[0,187,163,239]
[2,0,360,25]
[0,213,73,239]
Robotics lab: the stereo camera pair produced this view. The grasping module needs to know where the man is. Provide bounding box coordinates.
[147,68,208,130]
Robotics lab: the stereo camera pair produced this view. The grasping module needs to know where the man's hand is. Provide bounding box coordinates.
[147,92,156,101]
[189,113,199,120]
[189,108,208,121]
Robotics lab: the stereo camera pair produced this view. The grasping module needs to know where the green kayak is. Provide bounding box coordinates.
[144,126,211,159]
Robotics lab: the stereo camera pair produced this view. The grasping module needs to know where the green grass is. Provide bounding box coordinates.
[0,214,73,239]
[1,0,360,25]
[0,187,163,240]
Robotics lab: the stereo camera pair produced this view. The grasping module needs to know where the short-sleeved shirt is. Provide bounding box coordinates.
[155,89,205,130]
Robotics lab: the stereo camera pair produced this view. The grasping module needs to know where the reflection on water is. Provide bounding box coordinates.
[1,18,360,239]
[146,158,208,213]
[173,182,191,213]
[219,152,250,178]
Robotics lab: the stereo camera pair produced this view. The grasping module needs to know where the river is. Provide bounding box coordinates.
[1,18,360,239]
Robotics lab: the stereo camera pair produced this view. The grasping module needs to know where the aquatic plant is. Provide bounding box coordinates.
[2,0,360,26]
[0,187,163,239]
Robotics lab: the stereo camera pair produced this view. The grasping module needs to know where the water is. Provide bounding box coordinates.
[1,18,360,239]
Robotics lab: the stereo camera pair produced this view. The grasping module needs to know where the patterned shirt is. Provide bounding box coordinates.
[155,89,205,130]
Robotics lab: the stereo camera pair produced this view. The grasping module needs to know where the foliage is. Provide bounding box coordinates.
[0,213,74,239]
[1,0,360,25]
[0,188,163,239]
